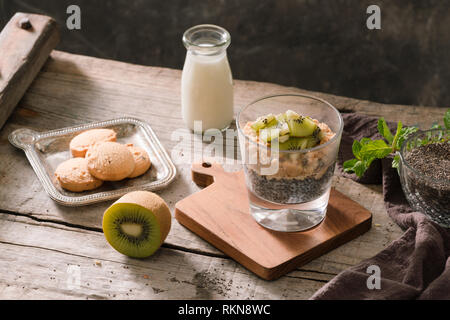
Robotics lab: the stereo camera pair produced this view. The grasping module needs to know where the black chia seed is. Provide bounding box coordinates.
[403,141,450,225]
[245,163,335,204]
[406,142,450,181]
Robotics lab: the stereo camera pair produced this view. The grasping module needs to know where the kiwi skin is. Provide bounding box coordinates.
[102,191,172,258]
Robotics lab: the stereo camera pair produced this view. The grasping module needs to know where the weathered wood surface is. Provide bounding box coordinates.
[0,13,59,129]
[0,50,446,299]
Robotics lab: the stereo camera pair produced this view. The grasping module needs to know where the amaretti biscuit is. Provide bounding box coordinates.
[69,129,117,157]
[126,144,152,178]
[55,157,103,192]
[86,142,135,181]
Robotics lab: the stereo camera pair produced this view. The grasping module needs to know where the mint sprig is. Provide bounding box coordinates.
[343,118,417,177]
[344,109,449,177]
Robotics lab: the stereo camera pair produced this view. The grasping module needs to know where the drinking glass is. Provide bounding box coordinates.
[237,94,343,232]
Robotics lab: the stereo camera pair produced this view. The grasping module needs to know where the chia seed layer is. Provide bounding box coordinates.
[405,142,450,180]
[245,163,335,204]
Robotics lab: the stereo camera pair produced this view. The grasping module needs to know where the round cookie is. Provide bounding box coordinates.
[70,129,117,158]
[126,144,152,178]
[55,157,103,192]
[86,142,135,181]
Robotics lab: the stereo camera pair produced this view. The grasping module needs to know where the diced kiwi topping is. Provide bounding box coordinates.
[251,114,276,132]
[250,110,322,150]
[259,127,281,143]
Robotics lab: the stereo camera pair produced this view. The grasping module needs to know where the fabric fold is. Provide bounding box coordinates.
[311,113,449,300]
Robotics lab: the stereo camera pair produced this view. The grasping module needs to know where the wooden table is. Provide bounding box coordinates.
[0,51,445,299]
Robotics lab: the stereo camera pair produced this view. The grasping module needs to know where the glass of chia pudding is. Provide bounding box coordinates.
[237,94,343,232]
[399,128,450,227]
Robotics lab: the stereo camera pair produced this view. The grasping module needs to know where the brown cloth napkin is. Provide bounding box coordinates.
[311,113,450,300]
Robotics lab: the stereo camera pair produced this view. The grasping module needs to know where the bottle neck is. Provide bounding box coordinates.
[183,24,230,56]
[188,47,227,58]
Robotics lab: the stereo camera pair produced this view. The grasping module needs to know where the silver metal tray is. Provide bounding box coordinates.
[8,117,177,206]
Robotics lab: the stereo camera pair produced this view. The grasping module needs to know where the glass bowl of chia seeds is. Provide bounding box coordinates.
[237,94,343,232]
[399,128,450,228]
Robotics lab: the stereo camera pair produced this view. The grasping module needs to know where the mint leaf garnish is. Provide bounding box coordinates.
[377,118,394,144]
[343,158,358,171]
[344,109,446,178]
[359,139,392,161]
[351,140,362,159]
[343,159,369,177]
[394,126,418,151]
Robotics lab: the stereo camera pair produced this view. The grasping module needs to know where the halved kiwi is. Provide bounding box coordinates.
[102,191,171,258]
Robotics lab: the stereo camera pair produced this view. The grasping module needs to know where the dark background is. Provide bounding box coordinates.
[1,0,449,107]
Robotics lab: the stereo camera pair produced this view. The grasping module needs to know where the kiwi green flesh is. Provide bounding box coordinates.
[287,117,317,137]
[278,136,320,150]
[252,112,321,149]
[251,114,276,131]
[103,203,161,258]
[253,113,317,136]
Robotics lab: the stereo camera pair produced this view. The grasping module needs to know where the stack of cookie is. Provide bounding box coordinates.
[54,129,152,192]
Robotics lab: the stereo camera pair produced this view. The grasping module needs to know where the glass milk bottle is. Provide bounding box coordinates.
[181,24,234,132]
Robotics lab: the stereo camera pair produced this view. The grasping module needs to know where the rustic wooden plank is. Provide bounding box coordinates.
[0,213,326,299]
[0,13,60,129]
[0,145,400,276]
[10,50,448,132]
[0,50,425,282]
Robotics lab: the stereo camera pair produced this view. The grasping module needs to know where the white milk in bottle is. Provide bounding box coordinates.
[181,25,234,132]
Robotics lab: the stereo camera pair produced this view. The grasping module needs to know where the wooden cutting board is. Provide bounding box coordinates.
[175,162,372,280]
